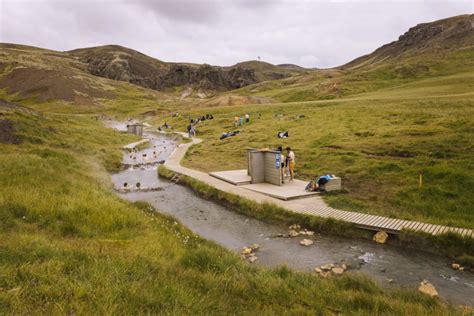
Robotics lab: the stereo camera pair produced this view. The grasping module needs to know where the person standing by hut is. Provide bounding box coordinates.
[286,147,296,180]
[277,146,286,183]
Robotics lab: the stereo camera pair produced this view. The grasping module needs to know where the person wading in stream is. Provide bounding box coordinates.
[286,147,295,180]
[278,146,286,183]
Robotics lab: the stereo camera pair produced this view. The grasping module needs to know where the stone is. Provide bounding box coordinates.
[387,278,394,283]
[320,263,334,271]
[315,268,322,273]
[459,267,465,271]
[418,280,438,298]
[451,263,461,270]
[241,247,253,255]
[289,224,301,230]
[341,264,347,271]
[288,230,300,237]
[251,244,260,251]
[300,239,313,246]
[373,231,389,244]
[319,271,331,278]
[247,255,258,263]
[332,267,344,275]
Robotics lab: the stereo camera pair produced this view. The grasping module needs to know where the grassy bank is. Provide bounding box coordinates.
[152,91,474,229]
[0,105,465,314]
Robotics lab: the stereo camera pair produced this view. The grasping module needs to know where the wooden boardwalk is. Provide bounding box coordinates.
[163,133,473,238]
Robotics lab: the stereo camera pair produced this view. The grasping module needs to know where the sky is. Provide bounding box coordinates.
[0,0,471,68]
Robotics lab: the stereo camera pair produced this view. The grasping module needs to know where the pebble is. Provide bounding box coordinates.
[299,239,313,246]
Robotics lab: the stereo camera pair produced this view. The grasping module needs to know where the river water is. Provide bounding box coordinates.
[110,126,473,306]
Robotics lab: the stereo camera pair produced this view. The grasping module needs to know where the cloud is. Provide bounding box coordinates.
[0,0,471,68]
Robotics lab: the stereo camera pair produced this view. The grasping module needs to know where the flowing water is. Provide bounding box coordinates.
[110,128,473,306]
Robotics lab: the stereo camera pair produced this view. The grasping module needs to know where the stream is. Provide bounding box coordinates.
[108,122,473,306]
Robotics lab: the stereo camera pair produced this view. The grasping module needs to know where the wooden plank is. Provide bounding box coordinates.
[345,212,361,222]
[393,219,409,231]
[356,214,376,226]
[408,221,423,230]
[459,228,469,236]
[422,224,434,233]
[364,216,383,227]
[377,217,394,229]
[388,219,402,230]
[431,225,442,235]
[336,211,353,221]
[438,226,449,235]
[352,213,373,224]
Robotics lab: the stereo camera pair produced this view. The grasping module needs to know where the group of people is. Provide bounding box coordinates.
[187,114,214,138]
[277,146,296,183]
[234,113,250,127]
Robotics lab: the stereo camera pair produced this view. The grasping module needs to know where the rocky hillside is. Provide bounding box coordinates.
[69,45,303,92]
[341,14,473,70]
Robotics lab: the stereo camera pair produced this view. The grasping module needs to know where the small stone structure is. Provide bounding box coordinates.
[247,148,282,186]
[127,123,144,136]
[321,177,342,192]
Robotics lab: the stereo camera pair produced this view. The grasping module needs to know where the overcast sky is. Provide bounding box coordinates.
[0,0,471,68]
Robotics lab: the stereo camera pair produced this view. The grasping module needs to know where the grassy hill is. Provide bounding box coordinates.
[226,14,473,102]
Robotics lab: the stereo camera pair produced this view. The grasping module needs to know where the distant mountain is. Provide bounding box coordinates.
[341,14,473,70]
[0,15,472,106]
[68,46,301,92]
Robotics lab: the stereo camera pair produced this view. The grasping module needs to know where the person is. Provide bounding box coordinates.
[234,116,240,127]
[286,147,295,180]
[277,146,286,183]
[187,122,193,138]
[245,113,250,123]
[305,175,335,192]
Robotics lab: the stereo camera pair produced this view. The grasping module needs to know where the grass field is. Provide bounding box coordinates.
[1,104,465,314]
[152,74,474,229]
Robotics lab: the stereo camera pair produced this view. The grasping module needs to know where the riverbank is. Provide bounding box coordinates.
[159,132,473,266]
[116,131,474,305]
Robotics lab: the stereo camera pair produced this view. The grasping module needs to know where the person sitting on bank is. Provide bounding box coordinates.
[305,174,336,192]
[245,113,250,123]
[277,146,286,183]
[286,147,295,180]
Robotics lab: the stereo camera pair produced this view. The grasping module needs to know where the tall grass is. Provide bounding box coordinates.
[0,106,463,314]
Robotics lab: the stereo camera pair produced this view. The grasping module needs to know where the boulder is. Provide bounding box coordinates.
[288,230,300,237]
[315,268,322,273]
[251,244,260,251]
[451,263,461,270]
[300,239,313,246]
[241,247,253,255]
[418,280,438,297]
[320,263,334,271]
[289,224,301,230]
[373,231,389,244]
[332,267,344,275]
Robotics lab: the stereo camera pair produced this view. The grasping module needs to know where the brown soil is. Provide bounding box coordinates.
[203,95,274,107]
[0,119,21,144]
[0,67,113,105]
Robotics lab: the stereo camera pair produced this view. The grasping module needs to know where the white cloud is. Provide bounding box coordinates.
[0,0,471,68]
